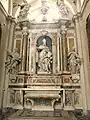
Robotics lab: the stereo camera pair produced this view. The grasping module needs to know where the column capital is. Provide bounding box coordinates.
[19,21,30,29]
[22,26,29,36]
[58,19,71,27]
[61,25,67,34]
[72,12,82,22]
[7,15,17,24]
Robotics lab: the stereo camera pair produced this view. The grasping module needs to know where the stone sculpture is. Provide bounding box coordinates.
[5,48,21,74]
[57,0,69,18]
[67,47,81,74]
[18,0,31,18]
[37,38,52,73]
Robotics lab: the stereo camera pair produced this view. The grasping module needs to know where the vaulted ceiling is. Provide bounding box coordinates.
[13,0,77,17]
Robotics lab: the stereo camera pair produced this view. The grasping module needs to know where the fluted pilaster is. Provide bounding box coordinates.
[61,22,68,71]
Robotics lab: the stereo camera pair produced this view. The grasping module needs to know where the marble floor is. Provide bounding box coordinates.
[0,109,90,120]
[8,109,77,120]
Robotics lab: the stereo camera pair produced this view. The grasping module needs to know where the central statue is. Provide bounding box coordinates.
[37,38,52,73]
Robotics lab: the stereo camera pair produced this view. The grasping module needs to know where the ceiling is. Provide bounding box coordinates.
[13,0,77,16]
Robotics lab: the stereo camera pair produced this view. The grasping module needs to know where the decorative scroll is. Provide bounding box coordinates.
[15,91,21,105]
[74,92,80,105]
[65,91,73,106]
[10,90,15,104]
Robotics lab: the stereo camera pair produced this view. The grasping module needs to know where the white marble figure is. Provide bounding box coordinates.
[19,0,31,18]
[5,48,21,74]
[68,47,81,74]
[37,38,52,73]
[57,0,69,18]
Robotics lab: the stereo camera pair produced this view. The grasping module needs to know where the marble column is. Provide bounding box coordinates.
[8,17,16,52]
[61,24,68,71]
[26,37,30,71]
[76,0,81,13]
[29,33,32,73]
[0,16,16,108]
[59,32,63,72]
[52,42,56,74]
[21,26,29,72]
[73,14,88,114]
[8,0,13,16]
[33,40,36,74]
[57,30,60,72]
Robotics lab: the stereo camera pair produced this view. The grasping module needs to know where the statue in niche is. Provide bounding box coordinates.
[67,47,81,74]
[37,38,52,73]
[5,48,21,74]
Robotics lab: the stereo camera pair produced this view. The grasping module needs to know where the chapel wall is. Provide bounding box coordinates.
[78,0,90,110]
[0,2,8,108]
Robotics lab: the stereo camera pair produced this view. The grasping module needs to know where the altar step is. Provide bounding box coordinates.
[8,110,77,120]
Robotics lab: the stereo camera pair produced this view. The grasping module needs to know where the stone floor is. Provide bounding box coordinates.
[0,108,90,120]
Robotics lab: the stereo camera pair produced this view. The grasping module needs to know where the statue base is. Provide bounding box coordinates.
[37,71,51,74]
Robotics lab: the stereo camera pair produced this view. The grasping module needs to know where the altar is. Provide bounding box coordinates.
[4,0,82,112]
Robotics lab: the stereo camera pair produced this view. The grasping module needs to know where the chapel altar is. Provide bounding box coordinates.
[4,0,82,112]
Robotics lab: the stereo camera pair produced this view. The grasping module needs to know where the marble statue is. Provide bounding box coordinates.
[5,48,21,74]
[57,0,69,18]
[18,0,31,18]
[67,47,81,74]
[37,38,52,73]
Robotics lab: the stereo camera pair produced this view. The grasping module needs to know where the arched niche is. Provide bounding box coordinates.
[86,14,90,60]
[36,35,53,74]
[37,35,52,52]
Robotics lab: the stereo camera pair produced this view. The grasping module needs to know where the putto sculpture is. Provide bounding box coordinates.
[57,0,69,19]
[18,0,31,18]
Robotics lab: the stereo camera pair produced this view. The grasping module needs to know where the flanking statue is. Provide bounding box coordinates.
[5,48,21,74]
[37,38,52,73]
[67,47,81,74]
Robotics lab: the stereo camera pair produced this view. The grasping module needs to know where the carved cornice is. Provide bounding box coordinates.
[30,23,59,29]
[6,15,16,24]
[19,20,30,30]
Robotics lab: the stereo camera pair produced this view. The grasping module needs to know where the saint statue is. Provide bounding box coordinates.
[67,47,81,74]
[5,48,21,74]
[37,38,52,73]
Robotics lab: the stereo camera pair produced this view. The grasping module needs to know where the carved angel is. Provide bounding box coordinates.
[19,0,31,17]
[57,0,69,17]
